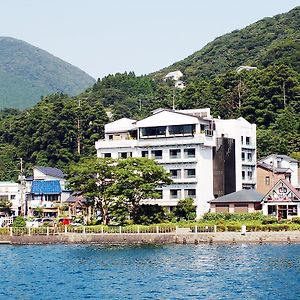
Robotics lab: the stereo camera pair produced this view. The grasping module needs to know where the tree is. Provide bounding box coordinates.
[0,198,12,216]
[67,157,116,225]
[174,198,196,221]
[112,157,172,221]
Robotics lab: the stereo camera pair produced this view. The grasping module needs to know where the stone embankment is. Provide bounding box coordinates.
[0,231,300,245]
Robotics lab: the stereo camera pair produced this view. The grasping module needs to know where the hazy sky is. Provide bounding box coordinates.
[0,0,299,79]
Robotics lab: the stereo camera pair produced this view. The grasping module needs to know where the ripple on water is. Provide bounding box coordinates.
[0,244,299,299]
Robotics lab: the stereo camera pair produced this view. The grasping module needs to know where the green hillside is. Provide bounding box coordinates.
[153,6,300,80]
[0,37,95,109]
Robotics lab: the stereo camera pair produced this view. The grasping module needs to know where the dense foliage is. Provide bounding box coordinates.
[0,37,95,109]
[67,157,172,225]
[153,6,300,79]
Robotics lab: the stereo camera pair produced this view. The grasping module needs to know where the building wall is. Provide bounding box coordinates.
[256,167,285,194]
[0,182,22,216]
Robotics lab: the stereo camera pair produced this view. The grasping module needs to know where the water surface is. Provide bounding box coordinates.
[0,244,299,299]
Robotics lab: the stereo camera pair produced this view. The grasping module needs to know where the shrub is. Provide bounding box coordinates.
[13,216,26,228]
[291,217,300,224]
[262,216,277,224]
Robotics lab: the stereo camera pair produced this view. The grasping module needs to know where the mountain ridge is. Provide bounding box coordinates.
[0,36,95,109]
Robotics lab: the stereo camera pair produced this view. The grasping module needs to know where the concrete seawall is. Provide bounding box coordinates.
[0,231,300,245]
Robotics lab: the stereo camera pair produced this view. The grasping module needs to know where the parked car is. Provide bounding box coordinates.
[58,218,71,225]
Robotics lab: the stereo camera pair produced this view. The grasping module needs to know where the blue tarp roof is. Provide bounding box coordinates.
[31,180,61,195]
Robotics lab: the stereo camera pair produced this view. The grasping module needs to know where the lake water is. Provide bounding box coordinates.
[0,244,299,299]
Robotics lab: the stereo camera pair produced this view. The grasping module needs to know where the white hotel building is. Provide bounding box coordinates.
[95,108,256,217]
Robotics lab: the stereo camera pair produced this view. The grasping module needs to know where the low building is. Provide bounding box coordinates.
[257,154,299,194]
[26,166,71,217]
[261,179,300,220]
[0,182,22,216]
[209,189,263,213]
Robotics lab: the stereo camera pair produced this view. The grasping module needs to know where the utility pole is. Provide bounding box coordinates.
[283,82,286,108]
[77,99,81,156]
[172,89,175,110]
[139,99,142,111]
[19,158,25,216]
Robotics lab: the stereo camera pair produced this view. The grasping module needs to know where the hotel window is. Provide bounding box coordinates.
[247,152,252,161]
[184,169,196,178]
[103,153,111,158]
[248,171,253,180]
[151,150,163,159]
[265,176,270,185]
[170,189,181,199]
[118,152,132,159]
[141,126,166,137]
[184,148,196,158]
[169,149,181,159]
[185,189,196,198]
[170,169,181,179]
[169,124,195,136]
[242,171,245,180]
[241,152,245,161]
[246,136,250,145]
[141,150,149,158]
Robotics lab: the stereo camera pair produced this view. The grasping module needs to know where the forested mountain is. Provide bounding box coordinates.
[153,6,300,80]
[0,37,95,109]
[0,7,299,180]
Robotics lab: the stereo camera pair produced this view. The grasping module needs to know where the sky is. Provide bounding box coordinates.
[0,0,299,79]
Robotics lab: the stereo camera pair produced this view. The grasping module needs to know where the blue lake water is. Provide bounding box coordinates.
[0,244,299,299]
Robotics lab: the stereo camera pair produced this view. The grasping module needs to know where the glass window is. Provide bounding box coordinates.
[248,171,253,180]
[185,189,196,198]
[246,136,250,145]
[151,150,163,159]
[288,205,297,216]
[185,169,196,178]
[103,153,111,158]
[247,152,252,161]
[184,148,196,158]
[169,149,181,159]
[141,151,148,158]
[118,152,132,159]
[170,189,181,199]
[141,126,166,137]
[268,205,277,216]
[170,169,181,179]
[109,135,113,140]
[265,176,270,185]
[241,152,245,161]
[10,195,16,200]
[241,136,243,144]
[169,124,195,136]
[242,171,245,180]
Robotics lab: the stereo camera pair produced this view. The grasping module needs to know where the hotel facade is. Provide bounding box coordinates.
[95,108,256,217]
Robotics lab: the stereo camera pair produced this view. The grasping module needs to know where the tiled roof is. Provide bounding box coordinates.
[31,180,61,195]
[209,189,264,203]
[36,166,65,178]
[257,162,291,173]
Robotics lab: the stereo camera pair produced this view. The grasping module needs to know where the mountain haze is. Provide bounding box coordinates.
[0,37,95,109]
[153,6,300,80]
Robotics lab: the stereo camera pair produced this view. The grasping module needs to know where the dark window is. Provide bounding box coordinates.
[185,189,196,198]
[246,137,250,145]
[169,124,195,136]
[103,153,111,158]
[10,195,16,200]
[268,205,276,216]
[170,189,180,199]
[170,169,181,179]
[184,148,196,158]
[248,171,253,180]
[200,124,205,132]
[241,152,245,161]
[247,152,252,161]
[288,205,297,216]
[141,151,148,158]
[109,135,113,140]
[241,136,243,144]
[141,126,166,137]
[119,152,131,159]
[242,171,245,180]
[169,149,181,159]
[185,169,196,178]
[151,150,163,159]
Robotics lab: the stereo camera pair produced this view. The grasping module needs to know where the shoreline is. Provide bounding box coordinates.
[0,231,300,245]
